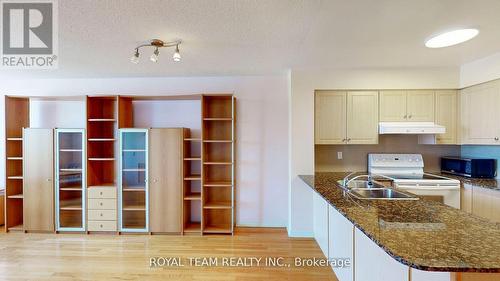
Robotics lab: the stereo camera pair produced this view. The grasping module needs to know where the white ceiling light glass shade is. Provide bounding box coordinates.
[150,47,159,62]
[425,28,479,48]
[172,45,181,62]
[130,49,139,64]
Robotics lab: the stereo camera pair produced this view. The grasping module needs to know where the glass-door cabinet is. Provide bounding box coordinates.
[119,129,149,232]
[55,129,86,231]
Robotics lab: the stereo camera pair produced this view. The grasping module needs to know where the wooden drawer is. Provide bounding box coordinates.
[88,187,116,199]
[88,199,116,210]
[88,210,116,221]
[88,220,117,231]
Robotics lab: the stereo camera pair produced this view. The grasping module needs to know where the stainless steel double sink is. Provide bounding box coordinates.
[337,179,418,201]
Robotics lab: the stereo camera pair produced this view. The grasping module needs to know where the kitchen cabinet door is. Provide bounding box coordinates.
[23,128,54,232]
[379,90,406,121]
[435,90,457,144]
[472,186,500,223]
[406,90,435,122]
[354,228,408,281]
[313,192,329,257]
[328,206,353,281]
[346,91,379,144]
[461,81,500,145]
[315,91,347,144]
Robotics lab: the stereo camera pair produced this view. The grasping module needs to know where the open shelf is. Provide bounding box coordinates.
[89,184,115,189]
[122,204,147,211]
[88,158,115,161]
[7,194,23,199]
[60,187,82,191]
[6,137,22,141]
[184,138,201,141]
[204,181,233,187]
[184,192,201,200]
[88,138,116,142]
[7,176,23,180]
[60,149,82,152]
[7,157,22,160]
[203,118,233,121]
[184,222,201,233]
[204,201,231,209]
[88,118,116,122]
[203,225,232,233]
[184,174,201,180]
[184,157,201,161]
[123,187,145,192]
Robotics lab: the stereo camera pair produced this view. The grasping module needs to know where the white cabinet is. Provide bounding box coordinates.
[380,90,435,122]
[315,91,347,144]
[435,90,458,144]
[328,206,354,281]
[411,268,451,281]
[347,91,379,144]
[461,81,500,144]
[354,228,408,281]
[315,90,378,145]
[461,183,473,214]
[313,192,329,257]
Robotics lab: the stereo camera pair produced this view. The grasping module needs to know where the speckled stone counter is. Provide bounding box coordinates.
[300,172,500,272]
[430,172,500,191]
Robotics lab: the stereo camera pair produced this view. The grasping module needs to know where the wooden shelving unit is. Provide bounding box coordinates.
[5,96,29,232]
[183,129,202,235]
[201,94,235,234]
[87,96,117,189]
[55,129,86,231]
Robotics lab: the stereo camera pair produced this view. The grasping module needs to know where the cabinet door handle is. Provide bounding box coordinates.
[47,178,52,182]
[100,192,103,196]
[404,115,407,119]
[342,138,346,142]
[347,138,351,142]
[408,114,412,119]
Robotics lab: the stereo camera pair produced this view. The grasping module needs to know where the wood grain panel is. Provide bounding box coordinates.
[149,128,183,233]
[23,128,54,232]
[315,91,347,144]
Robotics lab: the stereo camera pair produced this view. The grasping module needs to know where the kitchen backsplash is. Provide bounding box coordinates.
[462,146,500,178]
[315,135,461,172]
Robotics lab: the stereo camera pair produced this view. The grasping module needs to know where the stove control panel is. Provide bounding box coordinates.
[368,154,424,168]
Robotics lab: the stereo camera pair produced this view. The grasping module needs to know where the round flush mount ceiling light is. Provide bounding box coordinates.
[425,28,479,48]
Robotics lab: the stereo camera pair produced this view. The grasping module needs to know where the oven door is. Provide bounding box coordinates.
[394,184,461,209]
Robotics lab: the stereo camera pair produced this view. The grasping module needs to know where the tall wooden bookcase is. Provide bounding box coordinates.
[5,96,29,232]
[201,94,235,234]
[183,129,202,234]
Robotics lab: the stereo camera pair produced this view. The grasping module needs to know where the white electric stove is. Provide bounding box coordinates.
[368,153,461,208]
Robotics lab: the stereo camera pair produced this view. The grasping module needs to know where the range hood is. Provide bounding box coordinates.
[379,122,446,134]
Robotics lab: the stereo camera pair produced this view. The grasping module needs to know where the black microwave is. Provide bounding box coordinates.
[441,157,497,178]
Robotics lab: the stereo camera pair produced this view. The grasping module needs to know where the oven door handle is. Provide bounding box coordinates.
[395,184,460,191]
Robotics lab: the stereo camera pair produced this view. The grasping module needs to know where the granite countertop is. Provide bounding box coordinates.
[430,172,500,191]
[300,172,500,273]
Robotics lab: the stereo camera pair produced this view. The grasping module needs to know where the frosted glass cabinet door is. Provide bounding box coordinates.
[55,129,86,231]
[119,129,148,232]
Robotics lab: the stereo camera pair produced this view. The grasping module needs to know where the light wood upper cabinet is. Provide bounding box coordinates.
[435,90,457,144]
[347,91,379,144]
[461,81,500,145]
[380,90,435,122]
[315,91,378,145]
[315,91,347,144]
[407,90,435,121]
[379,91,406,121]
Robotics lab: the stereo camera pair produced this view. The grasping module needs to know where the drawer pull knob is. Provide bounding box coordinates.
[100,192,103,195]
[100,203,103,206]
[100,213,103,217]
[100,224,103,228]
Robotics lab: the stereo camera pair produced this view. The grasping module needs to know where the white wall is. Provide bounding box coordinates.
[289,67,460,237]
[0,75,289,228]
[461,51,500,87]
[30,99,86,129]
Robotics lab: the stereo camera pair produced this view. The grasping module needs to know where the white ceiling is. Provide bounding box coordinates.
[3,0,500,78]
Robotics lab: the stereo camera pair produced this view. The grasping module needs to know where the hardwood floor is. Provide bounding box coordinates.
[0,227,338,281]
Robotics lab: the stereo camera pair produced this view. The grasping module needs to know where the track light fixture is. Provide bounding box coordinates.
[130,39,182,64]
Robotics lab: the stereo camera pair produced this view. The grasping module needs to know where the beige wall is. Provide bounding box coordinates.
[315,135,460,173]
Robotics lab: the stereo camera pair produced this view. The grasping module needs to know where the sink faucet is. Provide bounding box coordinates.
[342,173,372,188]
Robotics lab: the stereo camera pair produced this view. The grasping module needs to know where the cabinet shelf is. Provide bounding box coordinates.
[204,181,232,187]
[184,222,201,233]
[203,118,233,121]
[7,176,23,180]
[60,171,82,176]
[89,158,115,161]
[203,162,233,165]
[184,174,201,181]
[184,192,201,200]
[60,199,82,210]
[184,157,201,161]
[7,157,22,160]
[88,118,116,122]
[184,138,201,141]
[60,149,82,152]
[6,137,22,141]
[203,225,231,233]
[122,204,146,211]
[204,201,232,209]
[123,149,146,152]
[123,169,145,172]
[123,187,145,192]
[89,184,115,189]
[60,187,82,191]
[7,193,23,199]
[203,140,233,143]
[88,138,116,142]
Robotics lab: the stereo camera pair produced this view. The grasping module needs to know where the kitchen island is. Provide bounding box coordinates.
[301,172,500,281]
